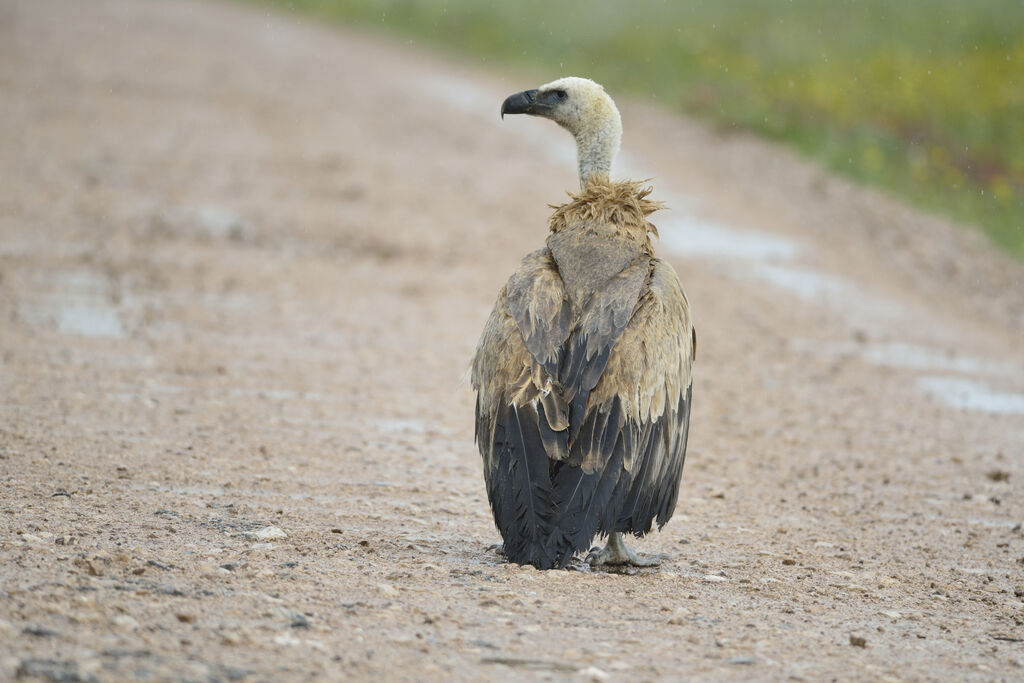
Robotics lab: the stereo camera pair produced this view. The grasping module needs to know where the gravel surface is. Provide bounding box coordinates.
[1,0,1023,681]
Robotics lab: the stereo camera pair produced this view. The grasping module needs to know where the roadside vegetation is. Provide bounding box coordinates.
[257,0,1024,256]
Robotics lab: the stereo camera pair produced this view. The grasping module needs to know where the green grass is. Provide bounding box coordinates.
[254,0,1024,256]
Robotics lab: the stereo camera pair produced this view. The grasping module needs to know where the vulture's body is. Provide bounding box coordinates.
[471,78,695,569]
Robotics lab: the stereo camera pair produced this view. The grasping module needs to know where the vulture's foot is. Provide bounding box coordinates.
[586,532,666,568]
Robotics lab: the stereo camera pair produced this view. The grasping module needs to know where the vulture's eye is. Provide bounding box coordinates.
[555,90,567,100]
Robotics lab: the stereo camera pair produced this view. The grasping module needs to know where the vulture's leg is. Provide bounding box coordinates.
[586,532,665,567]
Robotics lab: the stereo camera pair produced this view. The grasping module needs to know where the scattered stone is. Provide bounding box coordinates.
[23,625,58,637]
[72,556,104,577]
[273,633,302,647]
[330,528,343,534]
[728,656,756,665]
[17,659,96,683]
[667,608,688,625]
[578,665,610,681]
[850,634,867,648]
[113,615,139,631]
[198,562,222,577]
[782,558,796,566]
[148,559,170,570]
[480,657,576,671]
[987,470,1010,482]
[377,583,399,597]
[54,535,78,546]
[244,526,287,541]
[176,613,196,624]
[271,608,309,628]
[221,631,242,646]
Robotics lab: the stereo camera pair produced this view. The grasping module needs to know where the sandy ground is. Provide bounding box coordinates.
[1,0,1023,680]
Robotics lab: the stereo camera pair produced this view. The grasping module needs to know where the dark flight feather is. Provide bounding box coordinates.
[485,399,556,568]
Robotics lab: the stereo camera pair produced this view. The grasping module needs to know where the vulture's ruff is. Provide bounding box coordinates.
[472,78,695,570]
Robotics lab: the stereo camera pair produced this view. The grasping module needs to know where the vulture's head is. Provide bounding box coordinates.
[501,76,622,184]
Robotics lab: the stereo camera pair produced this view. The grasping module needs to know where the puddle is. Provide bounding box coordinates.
[18,268,126,338]
[658,215,800,261]
[917,376,1024,415]
[794,339,1020,377]
[751,264,855,300]
[56,303,124,337]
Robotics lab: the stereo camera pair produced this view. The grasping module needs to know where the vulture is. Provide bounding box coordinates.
[471,77,696,569]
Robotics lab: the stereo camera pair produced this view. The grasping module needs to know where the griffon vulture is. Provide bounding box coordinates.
[472,77,695,570]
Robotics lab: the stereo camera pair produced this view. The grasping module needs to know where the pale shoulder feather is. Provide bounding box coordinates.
[590,257,695,425]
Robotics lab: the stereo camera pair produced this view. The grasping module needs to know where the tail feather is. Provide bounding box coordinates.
[542,398,630,567]
[544,446,625,567]
[488,401,556,568]
[616,387,691,534]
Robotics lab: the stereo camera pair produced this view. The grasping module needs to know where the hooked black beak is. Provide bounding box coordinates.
[501,89,539,119]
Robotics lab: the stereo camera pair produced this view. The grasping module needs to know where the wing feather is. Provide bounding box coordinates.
[504,249,572,378]
[559,256,650,447]
[578,258,695,534]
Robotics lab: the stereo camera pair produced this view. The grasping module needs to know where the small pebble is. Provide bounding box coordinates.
[667,608,687,625]
[850,634,867,648]
[578,666,610,681]
[113,615,139,630]
[244,526,287,541]
[23,626,58,637]
[728,656,755,665]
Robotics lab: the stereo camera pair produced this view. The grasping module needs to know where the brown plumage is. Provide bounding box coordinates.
[472,77,695,569]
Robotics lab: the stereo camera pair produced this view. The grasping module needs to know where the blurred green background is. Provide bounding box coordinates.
[252,0,1024,257]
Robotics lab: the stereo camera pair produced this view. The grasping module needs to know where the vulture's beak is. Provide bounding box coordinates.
[501,89,540,119]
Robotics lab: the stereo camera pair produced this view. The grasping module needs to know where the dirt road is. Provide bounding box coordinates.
[2,1,1023,680]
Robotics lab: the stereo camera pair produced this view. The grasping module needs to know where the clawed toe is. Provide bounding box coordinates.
[586,535,667,567]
